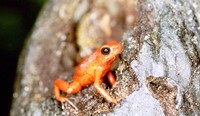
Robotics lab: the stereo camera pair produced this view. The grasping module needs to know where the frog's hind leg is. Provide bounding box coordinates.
[54,80,78,110]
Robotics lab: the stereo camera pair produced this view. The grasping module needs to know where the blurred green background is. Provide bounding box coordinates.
[0,0,45,115]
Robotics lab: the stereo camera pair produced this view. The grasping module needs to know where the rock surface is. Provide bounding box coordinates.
[110,0,200,115]
[11,0,200,115]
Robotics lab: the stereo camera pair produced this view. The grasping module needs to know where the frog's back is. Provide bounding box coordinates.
[72,52,99,86]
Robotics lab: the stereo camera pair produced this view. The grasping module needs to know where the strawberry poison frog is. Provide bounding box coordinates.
[54,41,122,109]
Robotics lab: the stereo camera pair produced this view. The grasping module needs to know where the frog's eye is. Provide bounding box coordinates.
[101,47,111,55]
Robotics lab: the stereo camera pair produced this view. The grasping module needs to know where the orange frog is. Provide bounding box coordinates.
[54,41,122,109]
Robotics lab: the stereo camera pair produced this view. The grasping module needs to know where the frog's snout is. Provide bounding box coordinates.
[117,42,123,54]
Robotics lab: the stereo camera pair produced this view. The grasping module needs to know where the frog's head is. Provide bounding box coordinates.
[98,41,122,64]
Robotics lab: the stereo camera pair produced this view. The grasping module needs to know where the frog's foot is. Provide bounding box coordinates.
[55,94,78,110]
[62,97,78,110]
[111,98,118,104]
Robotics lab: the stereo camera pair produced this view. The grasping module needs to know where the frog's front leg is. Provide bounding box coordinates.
[94,67,117,104]
[107,72,116,85]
